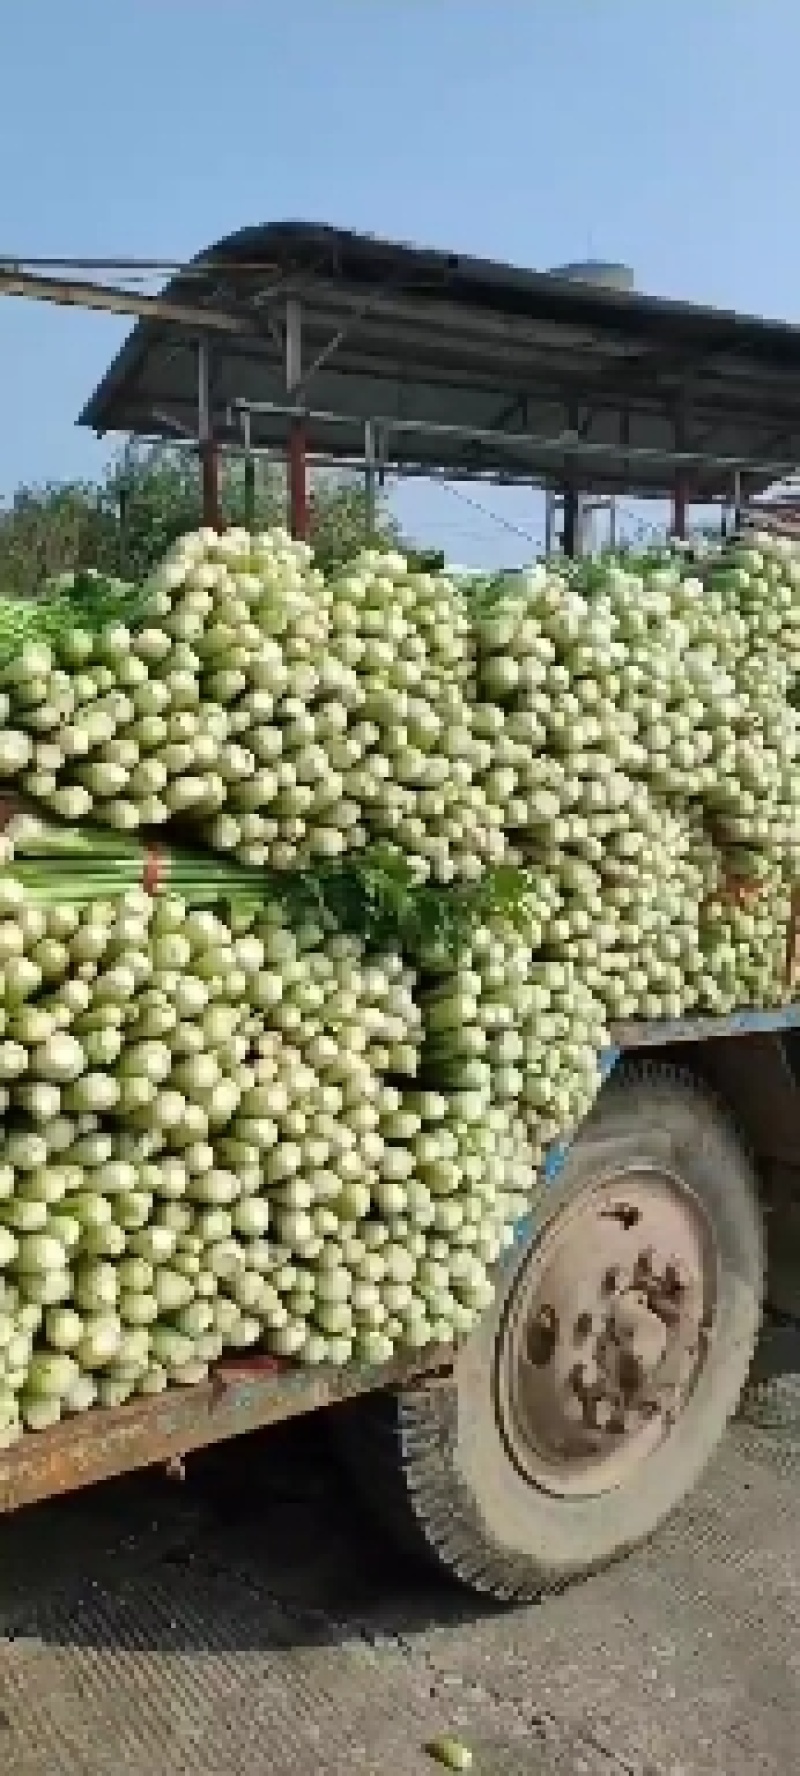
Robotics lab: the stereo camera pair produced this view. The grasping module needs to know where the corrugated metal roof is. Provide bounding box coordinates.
[79,221,800,499]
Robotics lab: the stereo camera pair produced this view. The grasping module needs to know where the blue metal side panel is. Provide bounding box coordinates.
[541,1044,621,1186]
[613,1003,800,1049]
[511,1044,621,1251]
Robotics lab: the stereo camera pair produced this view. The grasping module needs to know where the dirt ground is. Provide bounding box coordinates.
[0,1404,797,1776]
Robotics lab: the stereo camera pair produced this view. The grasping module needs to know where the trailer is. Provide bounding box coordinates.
[5,223,800,1603]
[0,1002,794,1602]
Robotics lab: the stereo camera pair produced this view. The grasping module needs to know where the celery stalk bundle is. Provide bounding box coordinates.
[0,521,798,1437]
[0,808,271,910]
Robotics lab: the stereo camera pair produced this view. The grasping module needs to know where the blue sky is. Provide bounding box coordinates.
[1,0,799,565]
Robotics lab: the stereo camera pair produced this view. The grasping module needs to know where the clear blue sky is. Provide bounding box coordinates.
[2,0,799,564]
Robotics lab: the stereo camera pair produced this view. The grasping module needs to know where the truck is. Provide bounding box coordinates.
[2,231,799,1607]
[0,1000,791,1604]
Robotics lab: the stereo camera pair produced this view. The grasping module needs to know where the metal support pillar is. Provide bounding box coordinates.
[671,402,688,541]
[200,445,222,531]
[118,437,134,579]
[733,470,742,532]
[285,298,308,540]
[544,490,556,555]
[118,483,129,578]
[364,419,377,538]
[562,487,581,558]
[242,410,256,533]
[197,339,222,530]
[288,428,308,541]
[671,480,687,540]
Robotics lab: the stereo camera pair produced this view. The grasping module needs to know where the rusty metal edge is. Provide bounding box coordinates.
[0,1347,455,1514]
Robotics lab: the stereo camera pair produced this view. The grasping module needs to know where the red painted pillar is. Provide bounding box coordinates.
[200,441,222,531]
[288,423,309,540]
[671,481,687,540]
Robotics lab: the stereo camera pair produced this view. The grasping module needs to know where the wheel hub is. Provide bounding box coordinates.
[496,1166,717,1497]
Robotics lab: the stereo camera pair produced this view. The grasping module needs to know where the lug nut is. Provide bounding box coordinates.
[602,1265,621,1295]
[574,1311,593,1343]
[665,1258,687,1293]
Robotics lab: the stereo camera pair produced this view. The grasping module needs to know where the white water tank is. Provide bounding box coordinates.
[547,260,635,292]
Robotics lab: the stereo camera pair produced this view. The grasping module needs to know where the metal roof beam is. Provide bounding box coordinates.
[0,265,254,334]
[72,221,800,496]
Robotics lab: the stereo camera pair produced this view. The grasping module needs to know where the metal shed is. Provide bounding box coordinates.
[79,220,800,541]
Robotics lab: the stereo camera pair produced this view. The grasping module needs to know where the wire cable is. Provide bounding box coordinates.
[434,480,542,547]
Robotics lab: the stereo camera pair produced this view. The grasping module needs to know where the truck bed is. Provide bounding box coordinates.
[0,1001,795,1515]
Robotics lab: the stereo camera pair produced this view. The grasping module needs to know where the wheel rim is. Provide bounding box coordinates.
[495,1165,718,1498]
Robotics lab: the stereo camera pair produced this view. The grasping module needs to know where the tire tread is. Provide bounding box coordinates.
[340,1059,764,1602]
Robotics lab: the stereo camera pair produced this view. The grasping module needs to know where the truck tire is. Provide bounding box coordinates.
[340,1062,764,1601]
[739,1320,800,1433]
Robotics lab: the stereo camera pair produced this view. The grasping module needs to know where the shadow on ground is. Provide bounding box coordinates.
[1,1316,799,1662]
[0,1408,502,1656]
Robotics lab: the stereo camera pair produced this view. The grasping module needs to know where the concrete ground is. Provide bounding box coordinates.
[0,1405,797,1776]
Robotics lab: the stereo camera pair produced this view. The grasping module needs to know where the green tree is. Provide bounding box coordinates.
[0,482,118,598]
[0,444,404,597]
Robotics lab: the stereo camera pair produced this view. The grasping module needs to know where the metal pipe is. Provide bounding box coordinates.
[200,446,222,530]
[242,409,256,532]
[197,340,222,530]
[0,265,255,333]
[228,396,797,482]
[198,339,211,444]
[285,299,302,391]
[562,487,580,557]
[672,480,687,539]
[117,437,135,579]
[288,427,309,540]
[118,484,130,578]
[285,298,308,539]
[156,417,800,505]
[364,419,377,537]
